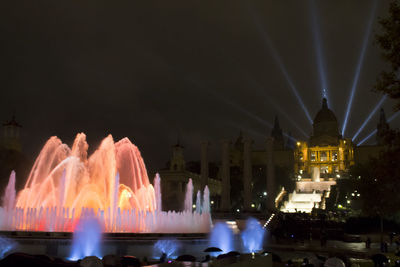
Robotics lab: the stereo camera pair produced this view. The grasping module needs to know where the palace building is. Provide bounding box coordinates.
[157,98,391,214]
[281,98,353,212]
[281,98,390,213]
[294,98,354,178]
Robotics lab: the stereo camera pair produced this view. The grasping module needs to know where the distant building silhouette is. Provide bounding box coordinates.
[157,141,221,211]
[354,107,389,165]
[271,116,284,150]
[2,114,22,152]
[156,99,394,214]
[377,108,389,145]
[0,114,30,191]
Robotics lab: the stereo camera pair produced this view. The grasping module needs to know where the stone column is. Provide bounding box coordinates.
[266,137,275,210]
[221,139,231,211]
[312,166,320,182]
[243,137,253,211]
[200,141,209,190]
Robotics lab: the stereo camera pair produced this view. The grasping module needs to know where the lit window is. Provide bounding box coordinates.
[334,166,339,173]
[332,152,338,161]
[311,152,316,161]
[320,166,328,174]
[320,151,327,161]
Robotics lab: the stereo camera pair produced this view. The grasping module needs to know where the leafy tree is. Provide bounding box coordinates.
[375,0,400,109]
[350,136,400,241]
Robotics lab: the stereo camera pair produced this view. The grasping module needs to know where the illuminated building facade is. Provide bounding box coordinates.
[294,98,354,178]
[281,98,354,213]
[158,98,389,213]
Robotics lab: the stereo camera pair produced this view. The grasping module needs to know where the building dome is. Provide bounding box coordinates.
[309,98,340,146]
[314,99,337,124]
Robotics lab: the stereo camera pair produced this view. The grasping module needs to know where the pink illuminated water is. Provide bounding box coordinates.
[0,133,211,233]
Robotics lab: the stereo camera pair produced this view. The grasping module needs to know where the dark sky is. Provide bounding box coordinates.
[0,0,398,173]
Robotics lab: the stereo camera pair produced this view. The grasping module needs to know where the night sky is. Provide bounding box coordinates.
[0,0,399,173]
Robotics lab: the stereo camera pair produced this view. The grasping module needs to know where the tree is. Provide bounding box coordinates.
[350,138,400,242]
[375,0,400,110]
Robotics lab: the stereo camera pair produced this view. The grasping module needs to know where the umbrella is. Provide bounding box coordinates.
[216,252,240,260]
[324,257,345,267]
[371,254,388,267]
[204,247,222,252]
[80,256,103,267]
[226,251,241,257]
[217,253,233,260]
[176,254,196,262]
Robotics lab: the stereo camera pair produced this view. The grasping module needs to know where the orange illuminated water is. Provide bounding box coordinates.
[1,133,211,233]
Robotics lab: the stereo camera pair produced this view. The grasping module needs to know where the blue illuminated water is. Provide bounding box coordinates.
[0,236,16,259]
[209,222,234,254]
[241,217,265,253]
[153,239,180,259]
[69,215,103,261]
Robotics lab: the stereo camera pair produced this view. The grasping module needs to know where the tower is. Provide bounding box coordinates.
[377,108,389,145]
[271,116,284,150]
[170,141,185,171]
[2,114,22,152]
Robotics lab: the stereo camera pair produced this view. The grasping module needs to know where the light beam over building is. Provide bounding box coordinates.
[342,0,378,136]
[352,95,387,141]
[247,4,313,124]
[310,0,330,107]
[357,110,400,145]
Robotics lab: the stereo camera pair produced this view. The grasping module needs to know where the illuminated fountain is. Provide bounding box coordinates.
[209,222,234,254]
[0,236,16,259]
[69,214,103,261]
[153,239,180,259]
[0,133,211,233]
[241,217,265,253]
